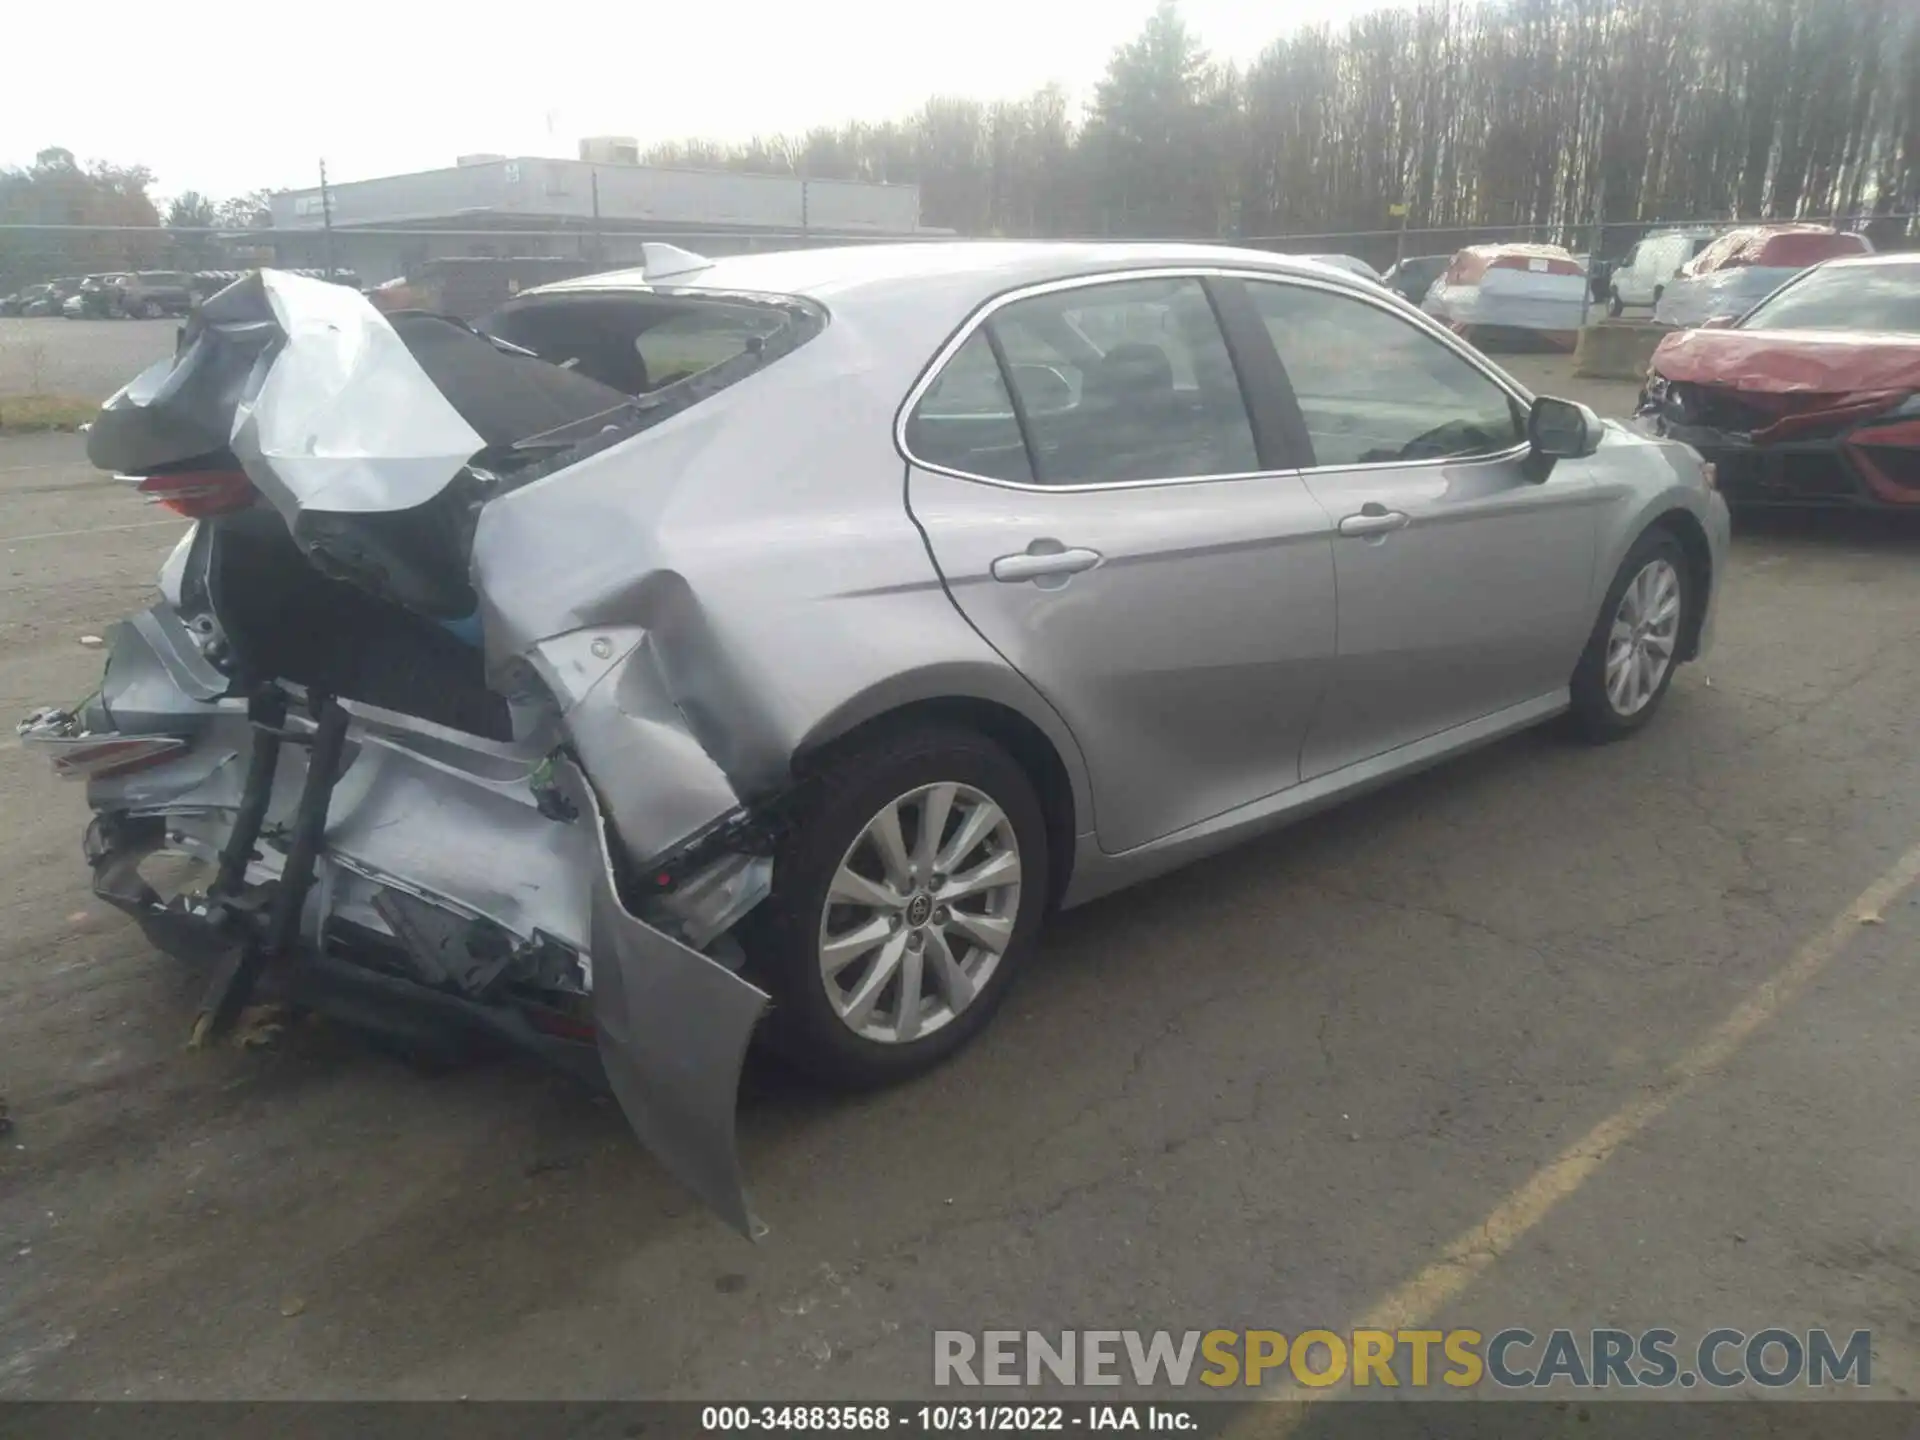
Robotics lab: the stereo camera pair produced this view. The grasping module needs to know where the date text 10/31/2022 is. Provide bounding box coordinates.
[701,1405,1200,1432]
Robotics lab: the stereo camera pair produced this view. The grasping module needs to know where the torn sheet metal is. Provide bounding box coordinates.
[558,757,770,1238]
[87,269,631,528]
[1649,329,1920,396]
[89,270,484,515]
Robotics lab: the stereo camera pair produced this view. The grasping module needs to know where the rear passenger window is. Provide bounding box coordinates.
[990,277,1258,484]
[905,331,1034,484]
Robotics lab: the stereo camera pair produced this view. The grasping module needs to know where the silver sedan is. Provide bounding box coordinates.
[22,244,1728,1233]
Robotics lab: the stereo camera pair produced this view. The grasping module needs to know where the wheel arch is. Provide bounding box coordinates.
[793,675,1088,908]
[1646,507,1713,661]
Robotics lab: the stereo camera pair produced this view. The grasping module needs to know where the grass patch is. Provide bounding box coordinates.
[0,393,99,434]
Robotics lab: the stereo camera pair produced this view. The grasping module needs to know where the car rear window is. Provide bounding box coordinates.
[471,288,826,468]
[1741,262,1920,333]
[482,290,821,398]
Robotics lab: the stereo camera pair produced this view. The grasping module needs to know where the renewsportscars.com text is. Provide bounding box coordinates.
[933,1328,1871,1390]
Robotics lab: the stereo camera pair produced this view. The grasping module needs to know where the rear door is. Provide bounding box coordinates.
[1220,274,1600,779]
[905,272,1337,855]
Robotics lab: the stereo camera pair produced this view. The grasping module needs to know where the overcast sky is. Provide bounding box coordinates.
[4,0,1401,201]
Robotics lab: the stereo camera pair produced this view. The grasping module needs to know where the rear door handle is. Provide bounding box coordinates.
[1338,507,1410,537]
[991,545,1104,584]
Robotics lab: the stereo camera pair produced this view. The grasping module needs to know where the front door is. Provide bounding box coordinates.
[1225,275,1601,779]
[904,273,1336,854]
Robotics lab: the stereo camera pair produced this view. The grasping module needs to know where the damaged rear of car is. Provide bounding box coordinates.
[1421,243,1588,350]
[18,258,863,1236]
[1636,254,1920,509]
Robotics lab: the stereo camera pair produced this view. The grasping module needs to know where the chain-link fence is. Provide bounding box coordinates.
[3,215,1915,428]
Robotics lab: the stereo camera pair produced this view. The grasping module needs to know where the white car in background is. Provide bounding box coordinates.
[1423,244,1589,348]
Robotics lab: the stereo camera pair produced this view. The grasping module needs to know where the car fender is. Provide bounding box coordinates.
[1582,431,1728,651]
[792,654,1096,834]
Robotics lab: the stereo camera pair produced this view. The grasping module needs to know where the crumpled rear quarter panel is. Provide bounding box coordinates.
[470,315,1092,864]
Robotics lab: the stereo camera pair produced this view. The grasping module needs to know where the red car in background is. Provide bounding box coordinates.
[1636,253,1920,509]
[1653,224,1873,328]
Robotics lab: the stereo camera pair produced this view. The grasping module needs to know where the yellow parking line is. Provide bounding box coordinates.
[1234,837,1920,1434]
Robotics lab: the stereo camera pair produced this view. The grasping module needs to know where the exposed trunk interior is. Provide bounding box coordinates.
[206,508,513,741]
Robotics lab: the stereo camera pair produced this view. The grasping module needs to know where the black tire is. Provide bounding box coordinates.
[1568,527,1695,742]
[1606,288,1624,317]
[742,724,1049,1090]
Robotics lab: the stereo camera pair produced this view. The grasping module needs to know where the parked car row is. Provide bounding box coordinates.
[3,268,368,319]
[0,272,194,319]
[1370,223,1886,348]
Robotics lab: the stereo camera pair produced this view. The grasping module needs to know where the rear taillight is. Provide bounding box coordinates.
[1491,254,1582,277]
[123,469,256,519]
[39,735,187,780]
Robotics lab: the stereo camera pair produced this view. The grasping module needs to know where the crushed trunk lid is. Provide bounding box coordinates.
[88,270,635,617]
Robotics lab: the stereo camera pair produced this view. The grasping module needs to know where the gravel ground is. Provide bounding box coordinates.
[0,316,177,403]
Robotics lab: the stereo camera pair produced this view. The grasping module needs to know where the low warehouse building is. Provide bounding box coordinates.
[268,148,933,285]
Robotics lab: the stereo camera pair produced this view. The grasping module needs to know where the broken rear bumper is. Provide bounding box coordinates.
[84,809,609,1087]
[24,613,775,1238]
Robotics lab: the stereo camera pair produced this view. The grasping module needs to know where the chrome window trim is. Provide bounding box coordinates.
[894,265,1538,493]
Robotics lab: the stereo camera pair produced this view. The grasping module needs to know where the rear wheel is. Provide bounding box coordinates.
[1607,288,1624,317]
[742,724,1048,1089]
[1568,528,1694,741]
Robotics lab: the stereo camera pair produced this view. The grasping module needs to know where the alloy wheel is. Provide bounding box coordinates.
[1605,557,1682,717]
[817,782,1022,1044]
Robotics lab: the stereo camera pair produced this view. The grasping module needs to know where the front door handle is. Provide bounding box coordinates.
[1338,505,1410,537]
[991,544,1104,584]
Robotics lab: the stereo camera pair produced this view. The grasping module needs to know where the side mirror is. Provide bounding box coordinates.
[1528,396,1603,461]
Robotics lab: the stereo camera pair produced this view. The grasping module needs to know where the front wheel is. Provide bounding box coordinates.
[742,724,1049,1089]
[1568,528,1694,741]
[1607,288,1624,317]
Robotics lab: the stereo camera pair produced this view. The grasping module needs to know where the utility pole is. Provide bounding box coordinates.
[590,167,602,265]
[1581,170,1606,330]
[1392,198,1411,269]
[318,158,336,281]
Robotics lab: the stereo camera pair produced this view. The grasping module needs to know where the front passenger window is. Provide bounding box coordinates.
[1244,281,1526,469]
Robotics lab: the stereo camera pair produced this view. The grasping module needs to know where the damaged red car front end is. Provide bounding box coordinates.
[1636,254,1920,508]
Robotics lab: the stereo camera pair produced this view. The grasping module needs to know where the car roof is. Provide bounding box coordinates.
[530,241,1384,305]
[1809,252,1918,271]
